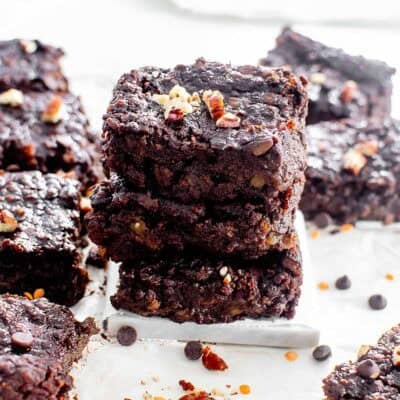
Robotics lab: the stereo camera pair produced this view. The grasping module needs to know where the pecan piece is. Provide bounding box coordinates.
[343,149,367,175]
[0,210,18,233]
[203,90,225,121]
[41,95,65,123]
[216,112,241,128]
[202,346,228,371]
[0,89,24,107]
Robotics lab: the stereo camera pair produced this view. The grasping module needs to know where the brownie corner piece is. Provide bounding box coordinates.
[0,39,68,92]
[0,294,98,400]
[262,27,395,124]
[110,244,303,324]
[102,59,308,202]
[0,171,88,306]
[323,324,400,399]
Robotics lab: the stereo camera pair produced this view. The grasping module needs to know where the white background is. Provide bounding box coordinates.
[2,1,400,399]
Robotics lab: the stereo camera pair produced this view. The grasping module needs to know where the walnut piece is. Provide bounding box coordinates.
[41,95,66,123]
[20,39,37,54]
[343,149,367,175]
[309,72,326,85]
[0,210,18,233]
[203,90,225,121]
[0,89,24,107]
[216,112,241,128]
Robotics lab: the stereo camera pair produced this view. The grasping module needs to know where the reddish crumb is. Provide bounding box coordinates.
[179,380,195,392]
[385,273,395,281]
[310,230,320,239]
[317,282,329,291]
[179,391,213,400]
[202,346,228,371]
[239,384,251,395]
[340,223,354,232]
[284,351,299,362]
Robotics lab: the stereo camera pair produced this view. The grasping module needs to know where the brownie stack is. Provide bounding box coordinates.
[87,59,309,323]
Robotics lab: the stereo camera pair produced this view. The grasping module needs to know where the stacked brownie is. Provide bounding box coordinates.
[0,39,101,305]
[263,28,398,225]
[0,294,97,399]
[0,39,100,193]
[87,58,308,323]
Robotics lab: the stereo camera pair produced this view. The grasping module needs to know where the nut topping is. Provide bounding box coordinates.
[392,345,400,366]
[355,139,379,156]
[203,90,225,121]
[357,345,370,358]
[20,39,37,54]
[0,89,24,107]
[250,174,266,189]
[340,80,358,103]
[343,149,367,175]
[0,210,18,233]
[216,112,241,128]
[41,95,66,123]
[310,72,326,85]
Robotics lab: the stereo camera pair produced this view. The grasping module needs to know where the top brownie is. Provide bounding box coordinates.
[0,89,100,192]
[102,58,308,204]
[262,28,395,124]
[323,324,400,399]
[0,39,68,92]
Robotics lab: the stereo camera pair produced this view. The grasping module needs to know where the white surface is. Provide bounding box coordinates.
[2,1,400,399]
[104,213,320,349]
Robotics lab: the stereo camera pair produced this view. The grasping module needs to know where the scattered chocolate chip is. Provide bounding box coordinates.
[335,275,352,290]
[117,326,137,346]
[313,212,332,229]
[11,332,33,350]
[368,294,387,310]
[329,229,340,235]
[184,341,203,360]
[312,345,332,361]
[356,359,380,379]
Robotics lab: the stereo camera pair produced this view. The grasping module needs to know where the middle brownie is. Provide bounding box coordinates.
[102,58,308,205]
[87,173,304,261]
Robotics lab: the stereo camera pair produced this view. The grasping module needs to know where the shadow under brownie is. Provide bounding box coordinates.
[0,171,88,306]
[111,244,302,324]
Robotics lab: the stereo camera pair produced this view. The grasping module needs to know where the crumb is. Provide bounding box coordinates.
[309,230,320,239]
[239,385,251,395]
[385,273,395,281]
[284,351,298,362]
[317,281,329,291]
[340,223,354,232]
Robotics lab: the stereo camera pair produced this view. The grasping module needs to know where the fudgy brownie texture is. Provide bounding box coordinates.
[0,171,88,306]
[87,174,303,261]
[0,294,97,400]
[0,90,101,193]
[301,118,400,225]
[0,39,68,92]
[262,28,395,124]
[102,58,308,204]
[111,245,302,324]
[323,324,400,399]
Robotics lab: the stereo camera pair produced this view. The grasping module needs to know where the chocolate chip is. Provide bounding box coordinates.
[356,359,380,379]
[368,294,387,310]
[335,275,352,290]
[313,212,332,229]
[117,326,137,346]
[312,345,332,361]
[184,341,203,360]
[11,332,33,350]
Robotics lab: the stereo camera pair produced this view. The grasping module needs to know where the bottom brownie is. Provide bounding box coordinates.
[111,245,302,324]
[0,294,98,400]
[323,325,400,399]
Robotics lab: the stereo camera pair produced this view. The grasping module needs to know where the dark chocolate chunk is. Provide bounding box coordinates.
[312,345,332,361]
[184,341,203,360]
[117,326,137,346]
[368,294,387,310]
[313,212,332,229]
[335,275,352,290]
[356,359,380,379]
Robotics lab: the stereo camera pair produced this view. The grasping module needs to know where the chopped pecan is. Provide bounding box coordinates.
[0,210,18,233]
[343,149,367,175]
[0,88,24,107]
[216,112,241,128]
[355,139,379,156]
[203,90,225,121]
[41,95,65,123]
[202,346,228,371]
[340,80,358,103]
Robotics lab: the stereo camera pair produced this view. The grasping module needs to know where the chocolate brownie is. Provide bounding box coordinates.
[102,58,308,205]
[0,294,97,400]
[0,39,68,92]
[0,90,100,193]
[87,174,303,261]
[262,28,395,124]
[301,118,400,225]
[111,245,302,324]
[0,171,88,306]
[323,324,400,399]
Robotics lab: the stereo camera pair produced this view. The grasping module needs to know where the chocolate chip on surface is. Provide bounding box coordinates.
[184,341,203,360]
[117,326,137,346]
[335,275,352,290]
[356,359,380,379]
[313,212,332,229]
[11,332,33,350]
[368,294,387,310]
[312,345,332,361]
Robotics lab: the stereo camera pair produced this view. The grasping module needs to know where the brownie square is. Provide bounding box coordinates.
[262,28,395,124]
[0,171,88,306]
[0,294,97,400]
[301,118,400,225]
[87,173,303,261]
[0,90,101,193]
[111,245,302,324]
[323,325,400,400]
[102,58,308,205]
[0,39,68,92]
